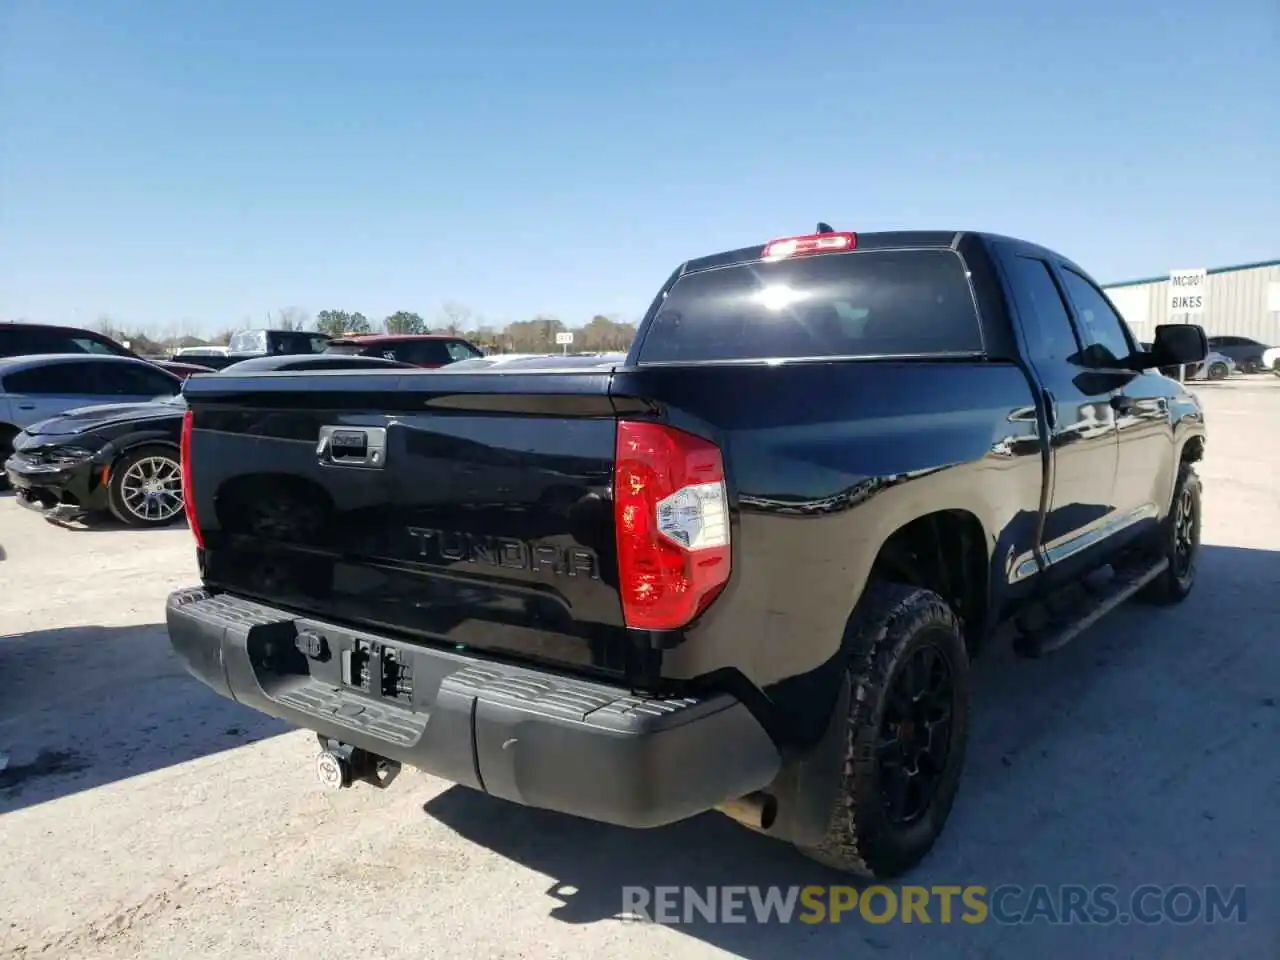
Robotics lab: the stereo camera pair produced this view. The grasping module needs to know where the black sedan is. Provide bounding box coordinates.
[1206,336,1272,374]
[3,353,412,527]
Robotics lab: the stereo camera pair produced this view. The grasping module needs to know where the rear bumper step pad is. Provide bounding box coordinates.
[166,588,781,827]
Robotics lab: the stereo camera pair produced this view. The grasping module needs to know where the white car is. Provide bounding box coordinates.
[1192,351,1235,381]
[0,353,182,463]
[445,352,627,371]
[1140,342,1234,381]
[445,353,546,370]
[1261,345,1280,372]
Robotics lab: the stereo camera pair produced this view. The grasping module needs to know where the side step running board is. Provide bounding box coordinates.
[1013,558,1168,658]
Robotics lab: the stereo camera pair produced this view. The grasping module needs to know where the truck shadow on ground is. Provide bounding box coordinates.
[422,543,1278,958]
[0,623,288,814]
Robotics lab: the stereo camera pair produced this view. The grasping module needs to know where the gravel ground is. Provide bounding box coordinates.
[1,380,1276,959]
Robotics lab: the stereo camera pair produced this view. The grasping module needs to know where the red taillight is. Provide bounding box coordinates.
[762,231,857,260]
[180,408,204,548]
[614,421,731,631]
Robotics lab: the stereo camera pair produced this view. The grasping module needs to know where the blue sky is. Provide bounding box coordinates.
[1,0,1275,335]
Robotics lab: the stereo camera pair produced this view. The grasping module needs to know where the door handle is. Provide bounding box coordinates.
[1110,394,1133,414]
[316,425,387,468]
[18,404,35,410]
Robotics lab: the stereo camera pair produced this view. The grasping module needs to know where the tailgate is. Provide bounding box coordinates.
[182,368,638,680]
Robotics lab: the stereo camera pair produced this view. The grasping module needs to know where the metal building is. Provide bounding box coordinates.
[1103,259,1280,346]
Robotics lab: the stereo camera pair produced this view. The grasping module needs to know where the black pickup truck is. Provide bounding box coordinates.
[166,227,1208,879]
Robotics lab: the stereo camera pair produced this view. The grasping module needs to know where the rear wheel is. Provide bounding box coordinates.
[1207,362,1229,381]
[107,445,185,527]
[797,583,970,879]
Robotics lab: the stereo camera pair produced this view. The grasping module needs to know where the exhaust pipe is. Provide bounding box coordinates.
[716,791,778,831]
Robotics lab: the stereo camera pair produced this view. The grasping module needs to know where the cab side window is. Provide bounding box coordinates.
[1004,255,1082,363]
[446,340,482,361]
[1058,267,1134,368]
[399,341,452,364]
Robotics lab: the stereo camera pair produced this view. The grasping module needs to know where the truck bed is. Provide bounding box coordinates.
[180,358,1042,693]
[181,367,648,679]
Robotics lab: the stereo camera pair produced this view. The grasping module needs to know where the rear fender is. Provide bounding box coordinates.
[662,460,1006,690]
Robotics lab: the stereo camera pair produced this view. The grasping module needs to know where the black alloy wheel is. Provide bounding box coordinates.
[877,639,956,825]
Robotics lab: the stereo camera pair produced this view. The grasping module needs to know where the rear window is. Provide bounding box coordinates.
[637,248,983,364]
[229,330,268,353]
[267,331,330,354]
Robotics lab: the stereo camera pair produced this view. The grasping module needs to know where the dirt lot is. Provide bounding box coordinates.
[1,381,1276,960]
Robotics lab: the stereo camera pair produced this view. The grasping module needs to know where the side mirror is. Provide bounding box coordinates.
[1140,323,1208,369]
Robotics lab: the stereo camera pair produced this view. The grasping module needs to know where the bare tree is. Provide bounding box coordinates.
[95,314,124,340]
[438,301,474,336]
[267,306,311,330]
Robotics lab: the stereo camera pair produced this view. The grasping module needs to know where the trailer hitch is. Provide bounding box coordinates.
[315,736,401,791]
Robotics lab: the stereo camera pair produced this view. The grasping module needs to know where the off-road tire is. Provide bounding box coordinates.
[1137,464,1201,605]
[107,445,185,528]
[797,582,971,879]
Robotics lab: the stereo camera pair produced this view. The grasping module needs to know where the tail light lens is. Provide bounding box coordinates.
[614,421,731,630]
[180,408,204,548]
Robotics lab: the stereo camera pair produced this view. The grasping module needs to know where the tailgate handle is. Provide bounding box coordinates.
[317,426,387,468]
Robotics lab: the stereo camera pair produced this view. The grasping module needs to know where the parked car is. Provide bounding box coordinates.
[443,352,546,370]
[218,354,415,374]
[166,226,1207,880]
[0,320,214,379]
[1260,345,1280,372]
[1194,352,1235,381]
[165,350,241,371]
[227,329,333,359]
[324,333,483,368]
[1139,342,1233,380]
[444,352,628,371]
[2,353,412,525]
[1206,336,1272,374]
[166,346,243,371]
[0,353,182,466]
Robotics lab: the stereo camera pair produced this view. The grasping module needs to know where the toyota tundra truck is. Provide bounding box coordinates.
[166,227,1208,878]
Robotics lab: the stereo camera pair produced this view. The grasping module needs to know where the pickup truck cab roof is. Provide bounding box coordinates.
[164,224,1210,881]
[325,333,483,368]
[226,329,332,357]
